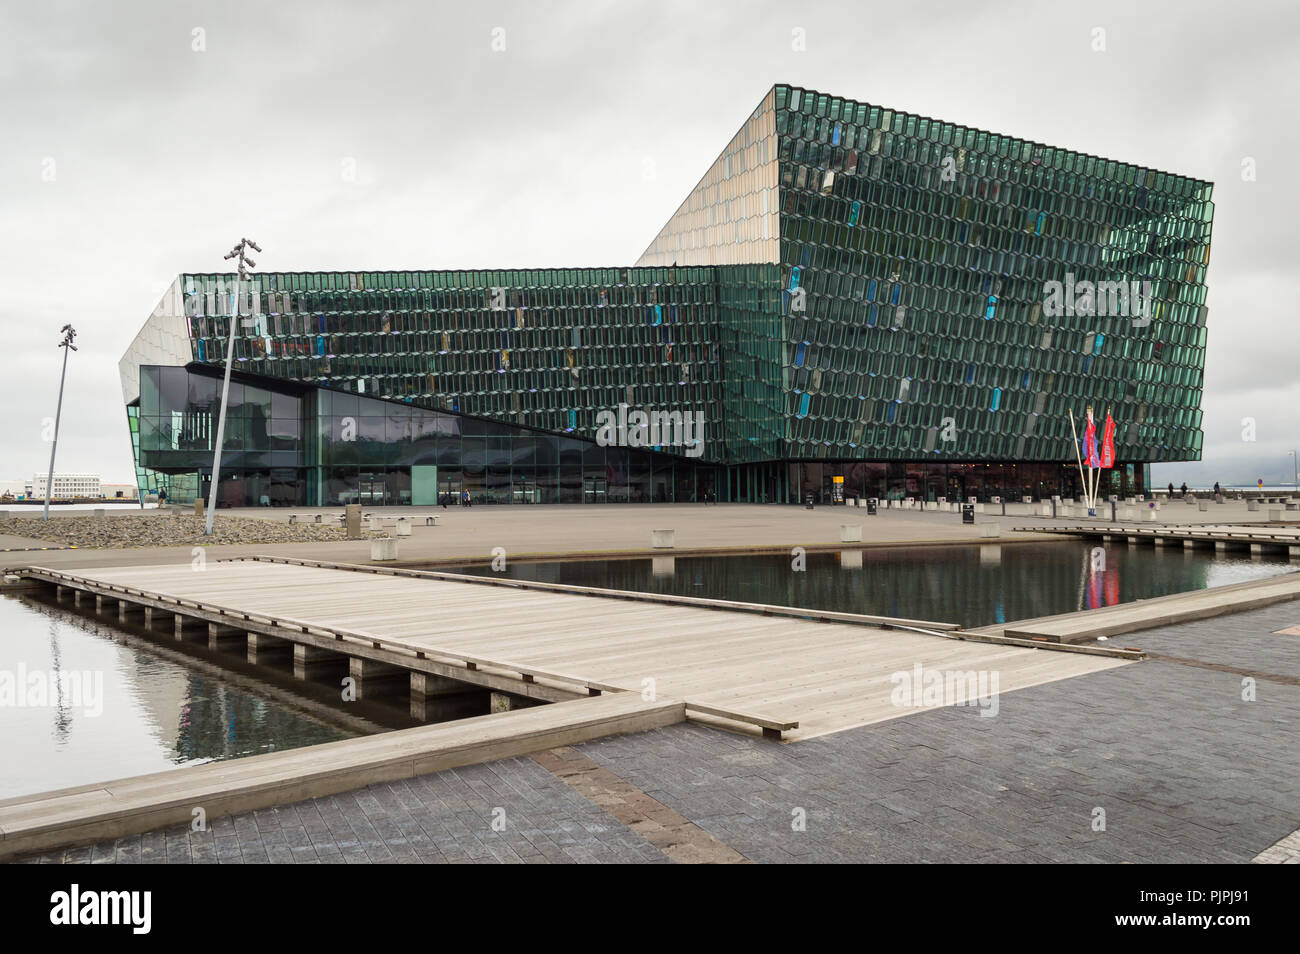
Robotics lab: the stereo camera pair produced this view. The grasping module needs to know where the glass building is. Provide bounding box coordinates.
[120,84,1213,507]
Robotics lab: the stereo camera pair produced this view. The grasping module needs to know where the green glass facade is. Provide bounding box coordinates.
[137,364,724,506]
[121,83,1212,506]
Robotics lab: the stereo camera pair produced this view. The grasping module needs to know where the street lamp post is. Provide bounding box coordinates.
[41,325,78,521]
[1289,450,1298,494]
[204,238,260,535]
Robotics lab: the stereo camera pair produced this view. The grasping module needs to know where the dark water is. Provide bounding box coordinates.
[445,541,1294,628]
[0,593,418,799]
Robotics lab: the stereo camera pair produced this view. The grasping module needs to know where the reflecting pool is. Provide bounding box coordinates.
[445,541,1294,629]
[0,593,416,799]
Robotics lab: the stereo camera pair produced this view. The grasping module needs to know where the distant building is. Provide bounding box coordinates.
[100,482,139,499]
[31,473,101,499]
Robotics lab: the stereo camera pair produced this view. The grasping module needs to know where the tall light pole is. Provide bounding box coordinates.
[205,238,260,535]
[1290,450,1298,494]
[41,325,78,521]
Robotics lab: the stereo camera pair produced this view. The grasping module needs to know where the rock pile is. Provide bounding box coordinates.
[0,512,373,549]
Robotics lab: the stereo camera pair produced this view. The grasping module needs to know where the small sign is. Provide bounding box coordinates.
[1258,478,1264,487]
[832,476,844,484]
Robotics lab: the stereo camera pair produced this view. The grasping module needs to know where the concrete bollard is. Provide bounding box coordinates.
[396,517,412,537]
[651,529,675,549]
[1247,501,1259,512]
[345,503,362,539]
[93,508,106,519]
[1198,501,1208,512]
[369,514,383,531]
[370,537,397,561]
[979,523,1000,538]
[1268,508,1283,522]
[1146,509,1158,522]
[839,524,862,543]
[194,498,205,517]
[651,556,675,576]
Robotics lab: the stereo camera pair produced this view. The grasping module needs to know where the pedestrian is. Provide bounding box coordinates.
[1180,482,1188,498]
[1213,481,1221,496]
[157,488,166,510]
[1167,481,1174,497]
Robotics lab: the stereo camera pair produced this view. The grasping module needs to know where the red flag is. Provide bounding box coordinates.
[1083,412,1100,468]
[1100,413,1116,469]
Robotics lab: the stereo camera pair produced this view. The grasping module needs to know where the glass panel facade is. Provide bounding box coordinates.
[120,84,1211,506]
[134,365,720,507]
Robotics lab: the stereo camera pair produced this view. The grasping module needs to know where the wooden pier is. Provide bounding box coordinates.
[14,557,1131,741]
[1013,523,1300,557]
[3,555,1138,858]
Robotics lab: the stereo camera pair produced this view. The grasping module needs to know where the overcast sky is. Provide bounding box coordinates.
[2,0,1297,486]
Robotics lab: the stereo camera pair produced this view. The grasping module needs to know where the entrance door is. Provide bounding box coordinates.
[358,471,388,506]
[583,476,607,503]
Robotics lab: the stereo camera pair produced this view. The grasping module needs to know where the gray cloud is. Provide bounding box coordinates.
[1,0,1296,485]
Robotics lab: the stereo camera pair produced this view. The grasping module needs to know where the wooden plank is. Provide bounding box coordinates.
[0,693,684,859]
[17,560,1130,748]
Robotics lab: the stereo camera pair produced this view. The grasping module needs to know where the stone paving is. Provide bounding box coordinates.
[21,603,1300,864]
[3,504,1067,571]
[30,756,666,865]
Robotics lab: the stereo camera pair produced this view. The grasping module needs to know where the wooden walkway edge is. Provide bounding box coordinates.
[0,693,683,861]
[992,572,1300,644]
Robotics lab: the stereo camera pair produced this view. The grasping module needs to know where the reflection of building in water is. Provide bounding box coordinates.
[126,649,200,755]
[477,543,1229,627]
[120,650,344,763]
[170,673,342,762]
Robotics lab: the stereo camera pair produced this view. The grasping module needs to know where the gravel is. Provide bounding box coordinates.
[0,512,375,549]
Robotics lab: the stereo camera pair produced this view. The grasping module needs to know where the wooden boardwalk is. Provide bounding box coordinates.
[981,571,1300,644]
[0,693,682,860]
[21,558,1129,742]
[1014,524,1300,554]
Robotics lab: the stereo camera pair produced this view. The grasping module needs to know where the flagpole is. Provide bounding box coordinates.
[1069,410,1088,510]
